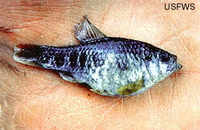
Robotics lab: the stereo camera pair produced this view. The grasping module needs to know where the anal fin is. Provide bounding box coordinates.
[59,72,78,83]
[74,15,107,43]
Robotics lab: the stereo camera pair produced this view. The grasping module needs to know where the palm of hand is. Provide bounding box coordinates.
[0,0,199,129]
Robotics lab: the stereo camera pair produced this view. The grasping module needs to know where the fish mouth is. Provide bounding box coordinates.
[166,62,182,77]
[175,63,182,71]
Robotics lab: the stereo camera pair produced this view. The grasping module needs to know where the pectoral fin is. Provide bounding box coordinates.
[116,79,144,96]
[74,15,107,43]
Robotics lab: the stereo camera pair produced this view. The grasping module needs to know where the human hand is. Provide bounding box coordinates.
[0,0,199,129]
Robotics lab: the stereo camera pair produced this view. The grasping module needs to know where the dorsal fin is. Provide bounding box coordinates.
[74,15,107,43]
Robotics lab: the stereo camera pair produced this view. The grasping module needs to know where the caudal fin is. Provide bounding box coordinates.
[13,44,45,67]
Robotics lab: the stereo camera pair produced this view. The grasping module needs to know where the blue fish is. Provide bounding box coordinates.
[13,16,182,96]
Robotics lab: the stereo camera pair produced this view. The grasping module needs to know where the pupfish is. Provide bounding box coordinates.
[13,16,182,97]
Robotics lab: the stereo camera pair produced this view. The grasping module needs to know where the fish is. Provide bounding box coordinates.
[13,16,182,97]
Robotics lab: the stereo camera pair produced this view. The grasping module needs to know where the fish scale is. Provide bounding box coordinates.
[13,16,182,97]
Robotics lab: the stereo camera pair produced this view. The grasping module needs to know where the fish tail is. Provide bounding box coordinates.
[13,44,45,67]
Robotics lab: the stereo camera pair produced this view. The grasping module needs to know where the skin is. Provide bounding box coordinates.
[0,0,200,129]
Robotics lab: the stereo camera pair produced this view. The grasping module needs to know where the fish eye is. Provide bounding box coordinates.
[160,52,170,62]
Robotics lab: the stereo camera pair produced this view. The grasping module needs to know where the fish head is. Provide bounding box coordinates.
[145,49,182,84]
[157,50,182,78]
